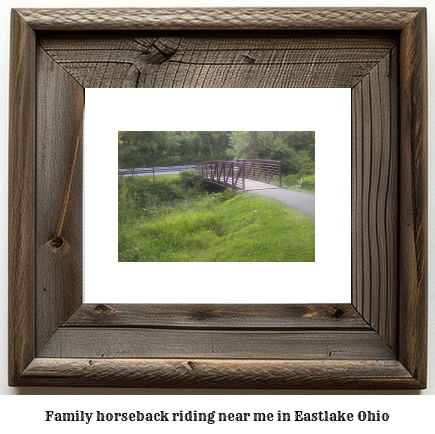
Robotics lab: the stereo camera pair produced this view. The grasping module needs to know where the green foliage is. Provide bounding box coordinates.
[196,131,231,160]
[282,174,315,193]
[173,131,232,164]
[119,195,314,262]
[179,169,207,189]
[283,174,303,188]
[118,177,164,227]
[118,131,181,171]
[226,131,315,179]
[118,172,220,229]
[175,131,203,163]
[301,174,315,190]
[296,150,315,175]
[278,131,315,153]
[282,175,316,194]
[118,177,140,228]
[118,130,315,188]
[118,176,314,262]
[226,131,249,159]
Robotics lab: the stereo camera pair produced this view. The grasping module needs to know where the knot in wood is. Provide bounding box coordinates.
[332,308,345,319]
[242,53,256,64]
[94,304,116,315]
[45,236,70,255]
[139,38,177,64]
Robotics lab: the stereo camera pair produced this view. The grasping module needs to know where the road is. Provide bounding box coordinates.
[247,188,315,220]
[131,170,183,176]
[119,165,195,177]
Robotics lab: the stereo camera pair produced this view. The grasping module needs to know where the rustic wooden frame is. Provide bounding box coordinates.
[9,8,427,389]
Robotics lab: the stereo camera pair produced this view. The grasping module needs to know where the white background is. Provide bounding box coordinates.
[0,0,434,421]
[85,88,351,304]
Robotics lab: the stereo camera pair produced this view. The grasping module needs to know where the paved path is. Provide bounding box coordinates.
[243,179,279,190]
[246,188,315,220]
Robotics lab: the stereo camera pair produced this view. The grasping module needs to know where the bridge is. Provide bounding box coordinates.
[195,159,282,191]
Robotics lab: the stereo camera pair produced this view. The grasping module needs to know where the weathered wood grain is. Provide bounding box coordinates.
[16,8,422,31]
[386,47,399,350]
[8,8,427,389]
[8,10,36,387]
[351,50,398,352]
[18,358,420,389]
[39,328,395,360]
[398,8,428,386]
[65,304,369,330]
[380,47,398,349]
[35,47,84,354]
[39,33,396,88]
[351,76,362,313]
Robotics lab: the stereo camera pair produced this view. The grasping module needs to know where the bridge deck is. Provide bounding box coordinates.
[243,179,280,191]
[197,159,282,191]
[203,175,279,191]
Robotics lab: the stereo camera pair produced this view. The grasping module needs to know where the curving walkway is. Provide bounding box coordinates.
[246,188,315,220]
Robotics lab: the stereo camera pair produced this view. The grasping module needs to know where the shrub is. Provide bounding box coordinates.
[179,169,207,189]
[301,174,315,190]
[284,174,303,188]
[222,188,236,201]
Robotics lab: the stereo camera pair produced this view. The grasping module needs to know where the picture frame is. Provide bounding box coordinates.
[9,8,427,388]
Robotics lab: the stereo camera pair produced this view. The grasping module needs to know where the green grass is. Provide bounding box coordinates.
[119,177,315,262]
[287,186,315,195]
[282,174,315,194]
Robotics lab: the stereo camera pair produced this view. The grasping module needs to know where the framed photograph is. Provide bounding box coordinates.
[86,88,348,304]
[9,8,427,388]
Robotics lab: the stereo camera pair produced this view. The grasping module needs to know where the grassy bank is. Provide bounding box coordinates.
[287,186,315,195]
[283,174,315,194]
[119,174,315,262]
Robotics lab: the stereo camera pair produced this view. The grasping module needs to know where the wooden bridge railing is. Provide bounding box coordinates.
[195,159,281,190]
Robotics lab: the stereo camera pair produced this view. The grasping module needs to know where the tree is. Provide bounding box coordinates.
[172,131,232,164]
[118,131,180,181]
[226,131,260,160]
[279,131,315,153]
[175,131,202,163]
[197,131,231,160]
[226,131,249,159]
[247,131,257,158]
[226,131,315,177]
[118,131,138,176]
